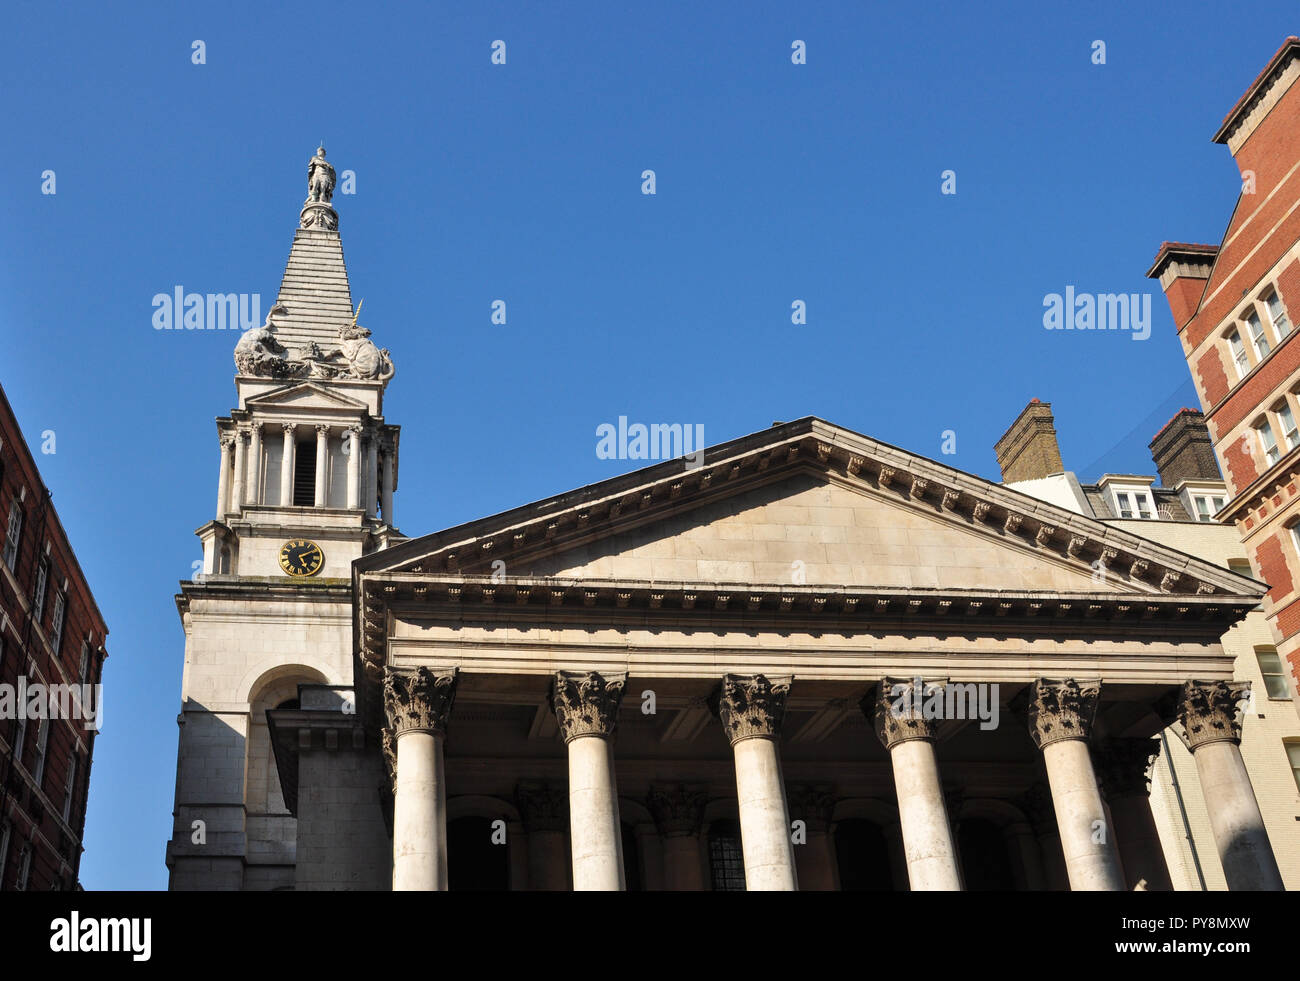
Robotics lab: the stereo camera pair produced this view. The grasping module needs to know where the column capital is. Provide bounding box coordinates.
[515,781,569,833]
[786,784,837,834]
[315,423,331,436]
[1092,737,1162,798]
[383,666,458,737]
[711,673,792,745]
[867,677,944,749]
[1026,678,1101,749]
[234,427,250,443]
[647,784,707,837]
[281,422,297,435]
[550,670,626,742]
[219,434,234,450]
[1173,680,1249,750]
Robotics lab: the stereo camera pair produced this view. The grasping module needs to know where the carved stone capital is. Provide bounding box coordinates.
[219,434,234,451]
[1092,737,1161,798]
[550,670,626,742]
[1026,678,1101,749]
[867,677,943,749]
[711,673,792,745]
[383,666,458,737]
[515,782,569,833]
[646,784,707,837]
[281,422,297,436]
[315,423,331,436]
[786,785,837,834]
[1174,680,1249,750]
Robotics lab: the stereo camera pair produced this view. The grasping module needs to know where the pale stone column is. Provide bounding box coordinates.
[647,785,707,891]
[384,666,458,891]
[868,679,962,890]
[1026,679,1124,891]
[313,425,329,507]
[635,827,665,891]
[247,423,262,506]
[346,426,361,509]
[714,673,798,890]
[279,423,296,507]
[381,438,395,525]
[1093,737,1173,891]
[516,783,570,890]
[788,785,839,891]
[1174,681,1283,891]
[365,432,379,518]
[230,429,247,516]
[552,671,627,890]
[215,435,233,519]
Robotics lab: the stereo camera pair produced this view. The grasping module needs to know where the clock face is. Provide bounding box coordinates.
[279,540,324,577]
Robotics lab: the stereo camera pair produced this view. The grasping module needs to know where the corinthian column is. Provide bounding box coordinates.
[714,673,798,890]
[247,423,262,506]
[381,438,395,525]
[385,666,458,891]
[869,679,962,890]
[314,425,329,507]
[1026,679,1124,891]
[1092,738,1172,891]
[230,429,247,516]
[1174,681,1283,891]
[279,423,296,507]
[215,435,233,519]
[365,432,379,518]
[787,785,839,891]
[647,784,707,891]
[346,426,361,509]
[516,782,571,890]
[551,671,627,890]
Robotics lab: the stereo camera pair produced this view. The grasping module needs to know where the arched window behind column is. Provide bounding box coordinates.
[707,819,746,891]
[958,817,1016,890]
[834,819,894,891]
[621,821,642,891]
[447,816,510,891]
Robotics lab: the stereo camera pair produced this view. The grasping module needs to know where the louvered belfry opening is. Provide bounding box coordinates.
[293,438,317,506]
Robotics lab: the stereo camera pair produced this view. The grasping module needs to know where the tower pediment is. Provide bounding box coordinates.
[243,382,371,414]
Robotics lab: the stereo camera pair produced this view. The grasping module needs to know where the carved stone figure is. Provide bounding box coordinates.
[307,146,335,204]
[233,303,309,377]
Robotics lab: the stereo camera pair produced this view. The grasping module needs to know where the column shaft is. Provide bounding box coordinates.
[230,432,247,516]
[314,425,329,507]
[391,730,446,891]
[381,441,395,525]
[346,428,361,509]
[279,424,295,507]
[567,734,624,890]
[1041,739,1125,890]
[247,424,262,506]
[1193,740,1283,890]
[215,437,232,519]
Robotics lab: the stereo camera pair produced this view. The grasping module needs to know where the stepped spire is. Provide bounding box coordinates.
[229,148,395,385]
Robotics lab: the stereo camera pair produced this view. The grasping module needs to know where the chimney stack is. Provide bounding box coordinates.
[1149,408,1222,485]
[995,399,1065,483]
[1146,242,1216,329]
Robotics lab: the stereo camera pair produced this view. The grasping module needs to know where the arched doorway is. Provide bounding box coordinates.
[447,816,510,890]
[834,819,895,891]
[958,817,1016,890]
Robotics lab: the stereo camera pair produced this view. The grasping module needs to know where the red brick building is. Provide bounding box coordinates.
[0,383,108,889]
[1148,37,1300,712]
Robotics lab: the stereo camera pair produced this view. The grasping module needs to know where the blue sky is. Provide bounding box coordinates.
[1,1,1295,889]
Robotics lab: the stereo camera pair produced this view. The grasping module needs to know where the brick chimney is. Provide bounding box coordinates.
[1149,408,1222,485]
[1146,242,1216,330]
[995,399,1065,482]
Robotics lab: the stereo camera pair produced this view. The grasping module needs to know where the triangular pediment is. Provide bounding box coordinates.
[244,382,368,412]
[361,418,1264,602]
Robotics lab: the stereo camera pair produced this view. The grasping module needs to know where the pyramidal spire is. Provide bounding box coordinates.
[230,147,395,384]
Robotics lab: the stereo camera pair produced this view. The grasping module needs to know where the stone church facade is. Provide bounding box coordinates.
[166,150,1287,891]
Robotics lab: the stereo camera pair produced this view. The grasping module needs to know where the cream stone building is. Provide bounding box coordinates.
[166,151,1290,891]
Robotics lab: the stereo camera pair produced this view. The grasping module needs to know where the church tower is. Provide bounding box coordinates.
[166,148,401,890]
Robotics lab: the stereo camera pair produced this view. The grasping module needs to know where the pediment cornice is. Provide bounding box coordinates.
[243,382,368,411]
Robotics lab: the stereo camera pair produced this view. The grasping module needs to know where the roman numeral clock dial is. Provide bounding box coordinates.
[279,540,324,577]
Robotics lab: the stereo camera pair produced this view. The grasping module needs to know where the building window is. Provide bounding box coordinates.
[1247,309,1271,359]
[15,843,31,891]
[1257,648,1292,699]
[1194,495,1226,521]
[1279,402,1300,453]
[13,715,27,764]
[1114,490,1153,519]
[33,557,48,622]
[49,591,65,656]
[707,819,747,891]
[63,756,77,823]
[3,500,21,570]
[1258,418,1280,465]
[292,439,317,506]
[1228,330,1250,378]
[1288,741,1300,793]
[1265,290,1291,340]
[79,640,90,685]
[33,717,49,787]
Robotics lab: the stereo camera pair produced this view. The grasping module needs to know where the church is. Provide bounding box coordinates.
[164,148,1287,891]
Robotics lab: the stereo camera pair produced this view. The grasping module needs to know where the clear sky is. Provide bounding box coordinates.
[1,1,1295,890]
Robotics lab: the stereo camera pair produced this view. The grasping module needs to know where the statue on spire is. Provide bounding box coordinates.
[307,145,335,204]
